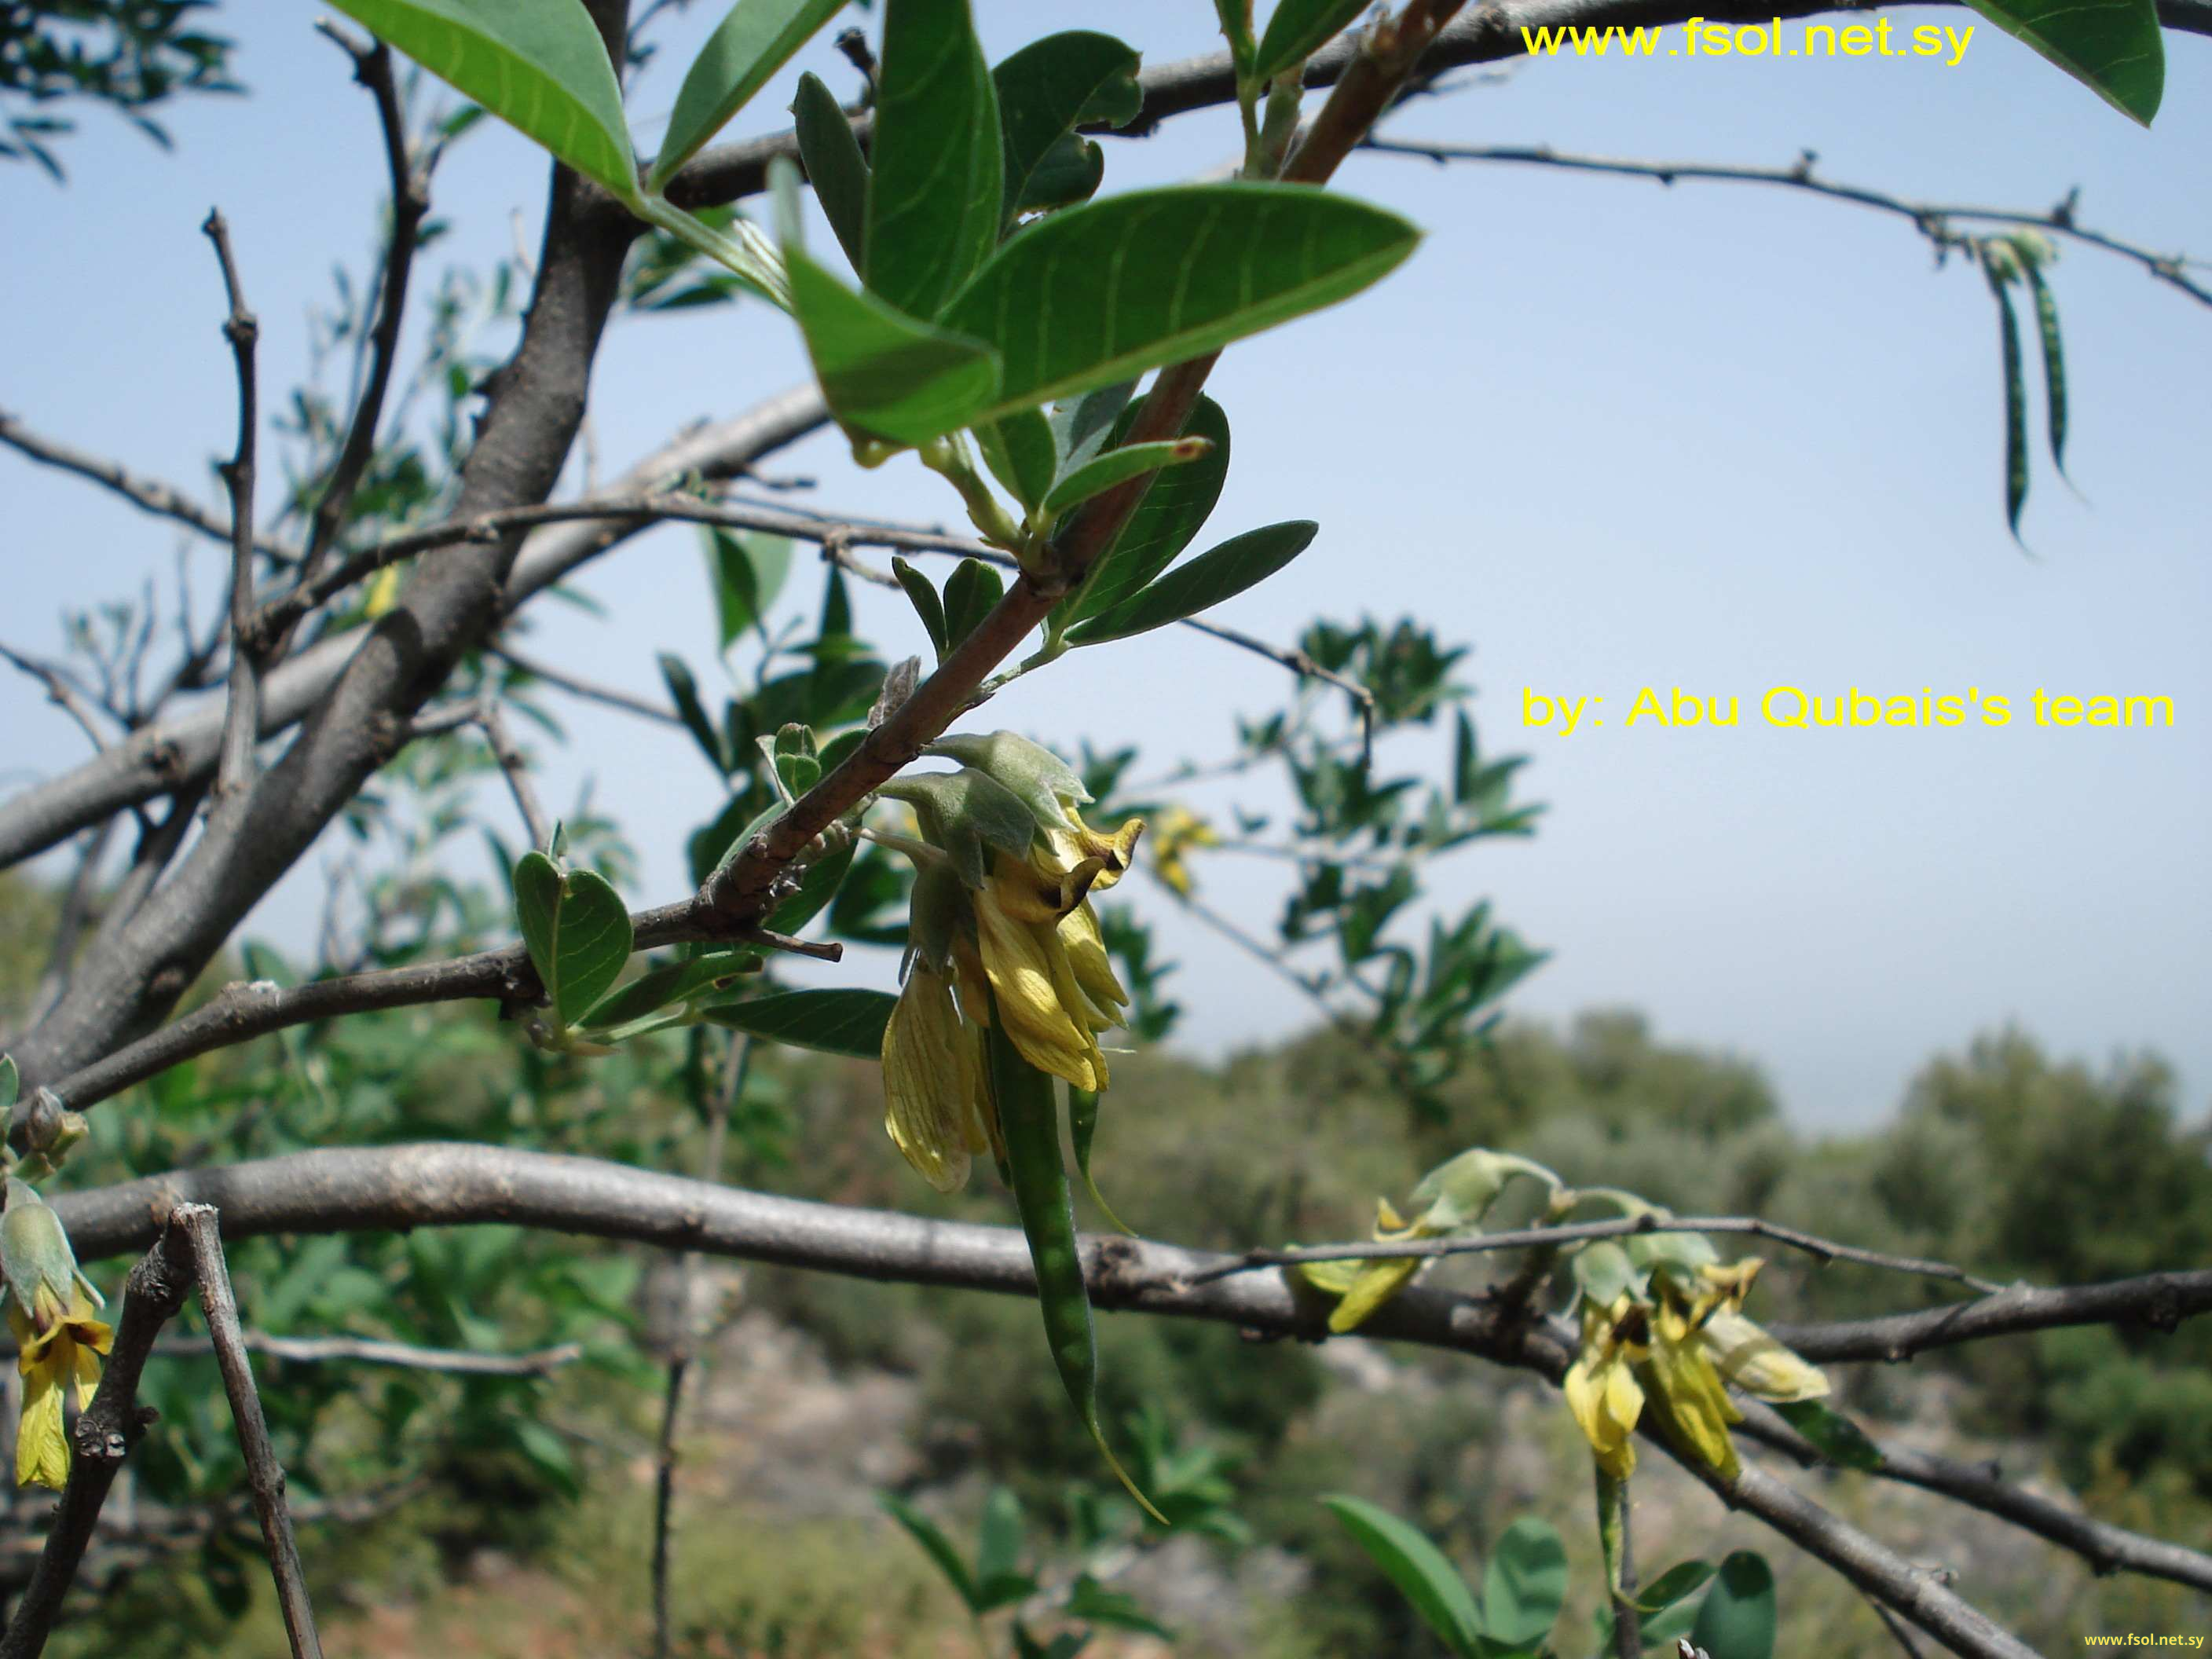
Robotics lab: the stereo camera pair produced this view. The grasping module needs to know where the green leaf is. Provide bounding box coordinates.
[659,651,727,772]
[579,949,763,1033]
[1214,0,1258,75]
[941,184,1419,421]
[793,71,870,272]
[1958,0,2162,124]
[992,31,1141,225]
[706,528,792,649]
[2023,261,2068,474]
[1048,381,1134,473]
[1063,1574,1170,1638]
[1321,1496,1484,1659]
[1635,1559,1718,1616]
[702,987,895,1057]
[0,1055,15,1115]
[1058,394,1230,628]
[880,1493,980,1613]
[1988,269,2029,539]
[1481,1518,1567,1650]
[976,409,1059,512]
[976,1486,1025,1590]
[327,0,636,201]
[865,0,1002,320]
[786,235,1001,449]
[1013,132,1104,216]
[1774,1399,1885,1473]
[511,853,634,1027]
[1689,1551,1778,1659]
[1253,0,1368,82]
[1040,436,1212,521]
[942,557,1005,656]
[649,0,845,190]
[891,556,949,660]
[1066,519,1317,646]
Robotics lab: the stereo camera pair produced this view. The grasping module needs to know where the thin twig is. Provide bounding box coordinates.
[1610,1489,1642,1659]
[0,412,299,566]
[0,1210,196,1659]
[286,31,429,646]
[750,928,844,964]
[172,1204,323,1659]
[490,644,683,727]
[1733,1403,2212,1594]
[0,644,112,755]
[36,896,770,1120]
[1188,1210,2005,1292]
[476,703,552,851]
[201,209,262,800]
[1362,138,2212,310]
[1179,617,1375,766]
[652,1032,752,1658]
[252,491,984,643]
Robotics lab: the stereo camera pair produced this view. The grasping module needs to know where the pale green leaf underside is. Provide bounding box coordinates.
[1961,0,2163,123]
[650,0,848,189]
[940,184,1419,423]
[328,0,636,200]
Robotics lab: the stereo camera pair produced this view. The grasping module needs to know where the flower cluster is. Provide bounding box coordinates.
[1563,1248,1827,1482]
[2,1178,111,1491]
[1298,1148,1562,1334]
[876,733,1143,1192]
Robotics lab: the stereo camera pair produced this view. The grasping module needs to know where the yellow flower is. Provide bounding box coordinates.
[1302,1198,1440,1335]
[1699,1309,1830,1404]
[1051,809,1144,892]
[881,965,990,1193]
[9,1284,112,1492]
[1148,807,1219,898]
[1645,1296,1744,1481]
[974,850,1123,1091]
[1563,1295,1649,1478]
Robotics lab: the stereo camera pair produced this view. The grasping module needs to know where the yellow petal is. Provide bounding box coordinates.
[1647,1306,1742,1479]
[70,1338,102,1413]
[1062,811,1144,891]
[1057,903,1128,1027]
[16,1361,68,1491]
[1565,1352,1641,1478]
[1326,1256,1420,1334]
[881,971,979,1193]
[974,882,1102,1091]
[1701,1310,1830,1404]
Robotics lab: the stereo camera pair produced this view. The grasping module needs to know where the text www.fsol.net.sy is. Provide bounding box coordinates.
[1521,17,1977,64]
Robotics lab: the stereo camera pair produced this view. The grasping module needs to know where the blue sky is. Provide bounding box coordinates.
[2,2,2206,1129]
